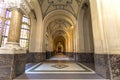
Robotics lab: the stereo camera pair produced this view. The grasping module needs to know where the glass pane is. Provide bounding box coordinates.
[22,24,30,29]
[0,19,2,32]
[20,24,30,48]
[20,39,27,48]
[6,10,11,18]
[22,16,30,25]
[0,3,6,17]
[3,20,10,36]
[1,37,7,47]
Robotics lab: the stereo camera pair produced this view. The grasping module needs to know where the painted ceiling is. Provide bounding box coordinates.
[47,18,71,35]
[38,0,82,18]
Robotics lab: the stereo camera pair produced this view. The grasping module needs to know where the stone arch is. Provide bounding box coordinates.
[43,10,76,53]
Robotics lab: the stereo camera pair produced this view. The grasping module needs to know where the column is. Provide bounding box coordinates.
[89,0,111,79]
[8,9,22,43]
[90,0,120,80]
[5,9,23,49]
[76,3,85,62]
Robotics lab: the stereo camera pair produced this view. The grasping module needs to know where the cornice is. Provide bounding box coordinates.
[4,0,32,16]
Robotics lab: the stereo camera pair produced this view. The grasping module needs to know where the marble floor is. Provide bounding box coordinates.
[14,53,109,80]
[25,62,95,74]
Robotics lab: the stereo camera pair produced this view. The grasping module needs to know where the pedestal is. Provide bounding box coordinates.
[0,43,26,80]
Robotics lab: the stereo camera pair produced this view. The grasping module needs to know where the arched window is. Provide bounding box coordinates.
[0,2,11,47]
[0,11,11,47]
[20,16,30,49]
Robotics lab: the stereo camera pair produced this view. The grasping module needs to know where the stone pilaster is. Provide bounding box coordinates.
[3,9,23,49]
[4,8,23,49]
[8,9,22,43]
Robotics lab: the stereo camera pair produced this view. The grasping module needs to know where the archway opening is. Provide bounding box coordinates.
[53,36,66,54]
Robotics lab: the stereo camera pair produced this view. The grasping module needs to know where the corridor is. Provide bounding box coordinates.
[14,54,109,80]
[0,0,120,80]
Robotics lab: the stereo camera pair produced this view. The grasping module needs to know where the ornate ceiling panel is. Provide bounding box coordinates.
[47,18,71,35]
[38,0,82,18]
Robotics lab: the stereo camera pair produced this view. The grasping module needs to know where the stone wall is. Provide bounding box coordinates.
[66,52,74,58]
[94,54,120,80]
[14,54,26,77]
[0,54,26,80]
[94,54,110,79]
[46,51,55,59]
[76,53,94,63]
[110,55,120,80]
[27,52,46,63]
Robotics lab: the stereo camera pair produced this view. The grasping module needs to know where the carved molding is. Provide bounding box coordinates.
[4,0,32,15]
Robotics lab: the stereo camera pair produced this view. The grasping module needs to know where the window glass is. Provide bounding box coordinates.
[22,16,30,25]
[20,16,30,48]
[6,10,11,18]
[1,20,10,46]
[0,3,6,17]
[0,19,2,31]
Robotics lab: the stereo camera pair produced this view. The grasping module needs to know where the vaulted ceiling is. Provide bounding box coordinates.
[40,0,81,45]
[44,10,76,40]
[47,18,71,35]
[38,0,82,18]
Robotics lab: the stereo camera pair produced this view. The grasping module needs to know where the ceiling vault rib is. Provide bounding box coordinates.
[43,0,53,17]
[39,0,44,6]
[63,21,68,29]
[68,3,76,18]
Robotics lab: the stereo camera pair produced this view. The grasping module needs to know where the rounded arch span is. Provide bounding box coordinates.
[53,36,66,53]
[43,10,76,53]
[52,30,71,52]
[43,10,77,28]
[52,29,70,39]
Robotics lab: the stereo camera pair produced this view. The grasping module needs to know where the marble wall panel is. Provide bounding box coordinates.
[27,53,46,63]
[76,53,94,63]
[94,54,110,79]
[0,54,26,80]
[110,54,120,80]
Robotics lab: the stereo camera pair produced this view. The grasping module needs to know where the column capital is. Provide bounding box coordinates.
[4,0,32,16]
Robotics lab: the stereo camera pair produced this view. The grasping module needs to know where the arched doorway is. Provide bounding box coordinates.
[43,10,75,59]
[54,36,66,54]
[57,42,63,53]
